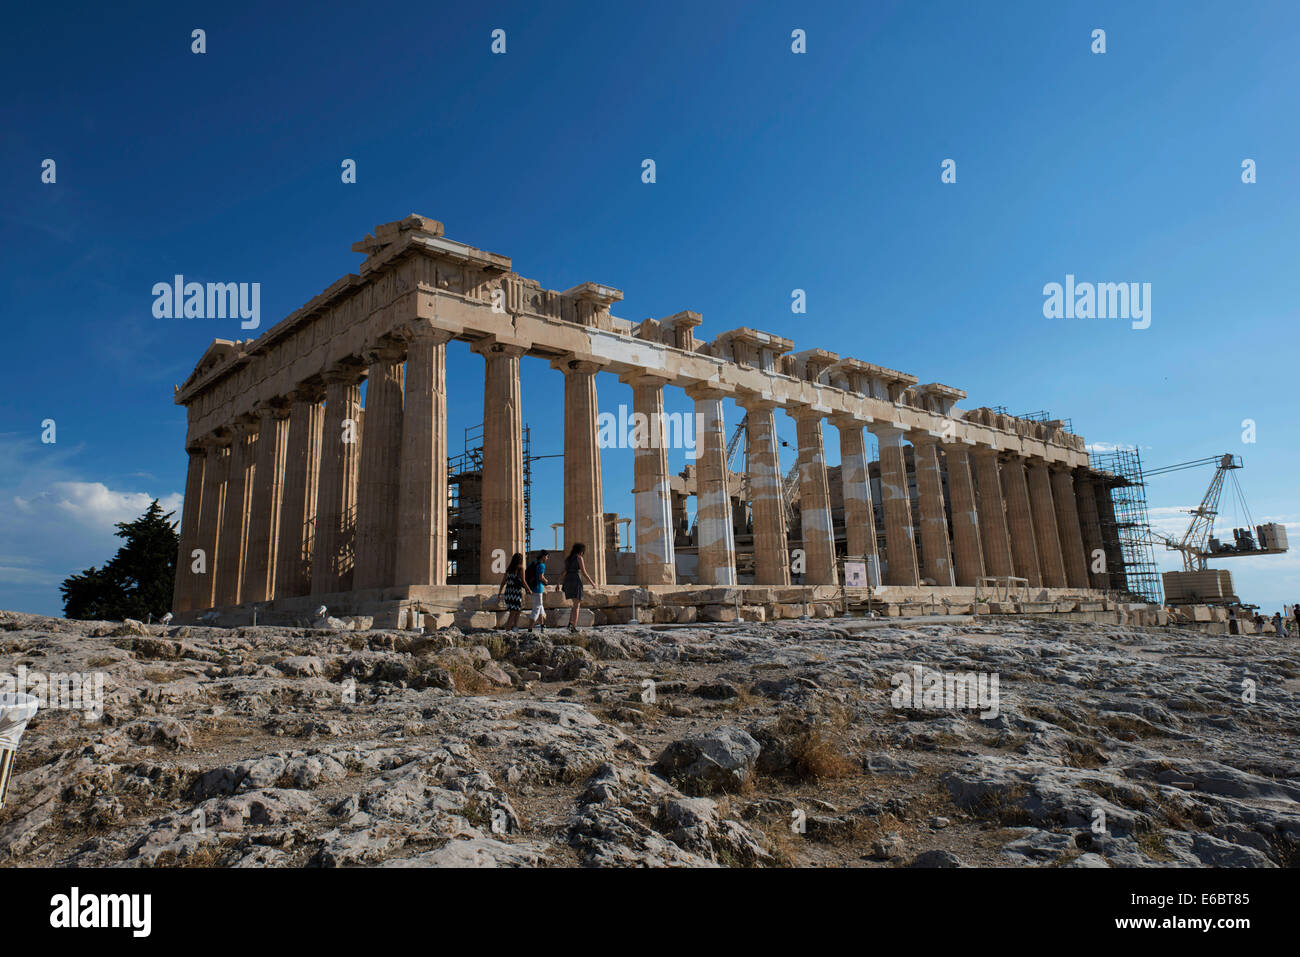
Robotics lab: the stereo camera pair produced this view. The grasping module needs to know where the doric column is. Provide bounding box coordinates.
[911,434,954,586]
[354,343,406,591]
[216,417,258,606]
[1093,481,1127,591]
[741,398,790,586]
[833,416,878,570]
[1000,453,1042,588]
[1051,466,1090,588]
[793,408,837,586]
[172,446,206,613]
[868,425,919,586]
[555,357,607,585]
[395,324,453,586]
[621,372,676,585]
[971,447,1014,578]
[941,442,985,586]
[193,438,229,611]
[312,362,364,595]
[686,386,736,586]
[1074,471,1108,589]
[472,340,526,583]
[1026,459,1066,588]
[275,384,324,598]
[242,401,290,603]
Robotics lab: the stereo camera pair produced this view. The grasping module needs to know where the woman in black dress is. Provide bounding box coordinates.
[561,542,597,632]
[497,552,526,630]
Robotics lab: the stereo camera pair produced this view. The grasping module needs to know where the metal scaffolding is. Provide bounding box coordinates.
[1092,447,1162,604]
[446,423,534,583]
[1016,409,1074,434]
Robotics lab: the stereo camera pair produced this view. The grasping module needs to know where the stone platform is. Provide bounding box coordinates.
[174,584,1150,631]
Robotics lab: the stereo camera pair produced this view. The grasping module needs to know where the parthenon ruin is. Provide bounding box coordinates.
[171,214,1129,626]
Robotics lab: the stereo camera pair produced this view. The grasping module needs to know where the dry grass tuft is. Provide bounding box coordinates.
[789,725,857,782]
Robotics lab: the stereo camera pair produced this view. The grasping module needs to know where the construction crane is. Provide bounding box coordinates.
[783,462,801,525]
[721,413,802,524]
[1144,453,1287,571]
[686,415,749,541]
[1146,454,1241,571]
[725,414,748,469]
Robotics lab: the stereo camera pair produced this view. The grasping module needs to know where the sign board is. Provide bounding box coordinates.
[844,561,867,587]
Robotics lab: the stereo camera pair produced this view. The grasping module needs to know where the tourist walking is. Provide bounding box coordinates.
[496,552,526,630]
[560,542,597,632]
[1273,611,1290,639]
[525,550,549,632]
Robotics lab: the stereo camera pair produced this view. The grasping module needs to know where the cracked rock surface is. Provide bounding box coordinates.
[1,610,1296,867]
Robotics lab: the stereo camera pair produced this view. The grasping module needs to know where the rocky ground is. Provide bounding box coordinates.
[1,609,1297,868]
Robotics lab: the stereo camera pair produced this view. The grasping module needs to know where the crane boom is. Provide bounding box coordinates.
[1144,454,1235,478]
[725,414,748,468]
[720,412,800,525]
[783,461,801,525]
[1172,454,1237,570]
[690,414,750,538]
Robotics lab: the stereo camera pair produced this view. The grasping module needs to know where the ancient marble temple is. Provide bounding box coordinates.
[171,215,1119,626]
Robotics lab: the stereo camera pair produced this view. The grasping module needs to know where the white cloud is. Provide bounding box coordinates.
[1086,441,1134,453]
[46,481,182,531]
[0,434,182,615]
[1147,506,1299,545]
[0,564,63,586]
[1146,505,1195,540]
[1085,441,1154,454]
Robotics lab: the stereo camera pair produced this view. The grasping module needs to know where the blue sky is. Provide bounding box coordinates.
[3,0,1298,615]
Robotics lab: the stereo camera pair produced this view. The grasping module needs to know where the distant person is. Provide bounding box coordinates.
[496,552,526,630]
[1292,603,1300,634]
[524,550,549,632]
[1273,611,1290,639]
[560,542,597,632]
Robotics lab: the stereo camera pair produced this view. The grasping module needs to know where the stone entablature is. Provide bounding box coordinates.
[176,215,1088,469]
